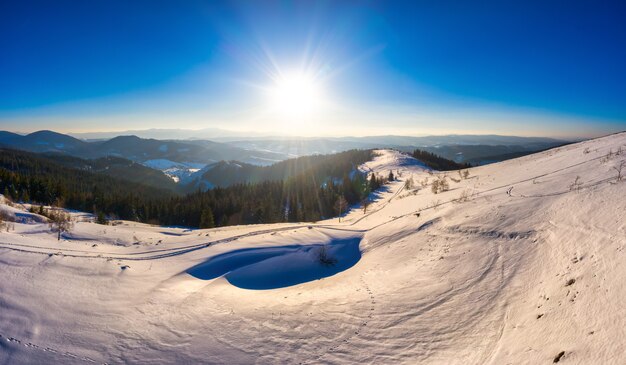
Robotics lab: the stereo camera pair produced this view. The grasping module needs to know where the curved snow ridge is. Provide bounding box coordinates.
[359,149,431,174]
[186,237,362,290]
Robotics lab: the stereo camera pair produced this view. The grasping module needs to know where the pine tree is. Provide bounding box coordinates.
[369,173,380,191]
[96,211,108,225]
[199,209,215,229]
[21,189,30,203]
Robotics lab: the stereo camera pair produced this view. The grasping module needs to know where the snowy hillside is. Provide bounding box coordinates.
[0,133,625,364]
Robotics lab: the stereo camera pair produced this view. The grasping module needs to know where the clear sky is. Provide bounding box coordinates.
[1,0,625,138]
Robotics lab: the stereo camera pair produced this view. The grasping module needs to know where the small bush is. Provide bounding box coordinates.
[431,179,440,194]
[48,209,73,241]
[454,190,470,203]
[317,246,337,267]
[404,177,414,189]
[431,175,450,194]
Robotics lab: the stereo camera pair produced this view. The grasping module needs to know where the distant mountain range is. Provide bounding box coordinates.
[0,130,287,165]
[69,127,268,141]
[224,135,570,163]
[0,130,571,192]
[68,128,574,146]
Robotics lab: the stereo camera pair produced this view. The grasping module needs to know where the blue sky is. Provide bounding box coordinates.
[1,0,625,137]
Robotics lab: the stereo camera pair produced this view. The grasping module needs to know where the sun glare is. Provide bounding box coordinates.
[269,72,323,118]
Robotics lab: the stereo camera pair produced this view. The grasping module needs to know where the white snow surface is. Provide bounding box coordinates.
[142,160,208,183]
[1,133,626,364]
[142,159,206,170]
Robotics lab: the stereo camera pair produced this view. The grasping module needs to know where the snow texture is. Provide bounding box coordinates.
[0,132,625,364]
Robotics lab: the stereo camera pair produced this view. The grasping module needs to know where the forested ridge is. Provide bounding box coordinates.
[190,150,380,189]
[0,148,382,227]
[411,149,471,170]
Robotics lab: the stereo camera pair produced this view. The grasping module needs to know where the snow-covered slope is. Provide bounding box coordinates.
[142,159,207,183]
[0,133,625,364]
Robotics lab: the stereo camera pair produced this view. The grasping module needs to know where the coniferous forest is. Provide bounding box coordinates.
[0,148,385,228]
[411,149,472,171]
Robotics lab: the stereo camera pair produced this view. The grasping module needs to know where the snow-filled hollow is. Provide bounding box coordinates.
[186,237,362,290]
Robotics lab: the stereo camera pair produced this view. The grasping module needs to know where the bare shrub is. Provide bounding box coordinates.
[334,196,349,222]
[431,179,438,194]
[362,198,370,214]
[569,176,583,192]
[454,189,470,203]
[431,175,450,194]
[601,149,614,163]
[457,169,470,180]
[429,199,442,211]
[440,176,450,191]
[49,210,73,241]
[317,245,337,267]
[614,161,625,182]
[0,210,17,232]
[404,176,415,189]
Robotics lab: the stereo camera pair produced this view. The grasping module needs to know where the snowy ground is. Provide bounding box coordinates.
[1,133,625,364]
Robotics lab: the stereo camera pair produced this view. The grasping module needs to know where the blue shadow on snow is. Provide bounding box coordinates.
[186,238,362,290]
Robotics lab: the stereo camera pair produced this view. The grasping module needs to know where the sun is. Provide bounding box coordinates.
[269,72,323,118]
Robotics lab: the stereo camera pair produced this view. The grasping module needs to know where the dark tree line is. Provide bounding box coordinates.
[185,149,376,190]
[0,148,383,228]
[411,149,471,171]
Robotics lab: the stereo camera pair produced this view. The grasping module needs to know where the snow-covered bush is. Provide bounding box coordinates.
[431,176,450,194]
[404,177,414,189]
[48,210,73,241]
